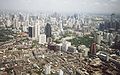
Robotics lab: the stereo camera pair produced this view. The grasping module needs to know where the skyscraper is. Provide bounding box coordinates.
[110,13,115,28]
[90,43,97,56]
[59,20,64,35]
[28,26,35,38]
[45,23,52,38]
[94,31,102,45]
[35,20,40,40]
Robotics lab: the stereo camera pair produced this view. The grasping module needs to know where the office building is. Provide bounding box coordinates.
[109,33,114,46]
[90,43,97,55]
[35,20,40,40]
[39,34,46,44]
[6,19,11,27]
[59,20,64,35]
[22,25,28,32]
[45,23,52,38]
[28,26,35,38]
[95,31,102,44]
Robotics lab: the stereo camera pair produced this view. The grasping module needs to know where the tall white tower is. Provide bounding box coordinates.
[6,19,11,27]
[96,32,101,44]
[34,20,40,40]
[59,20,64,34]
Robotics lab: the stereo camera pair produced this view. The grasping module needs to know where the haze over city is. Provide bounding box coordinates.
[0,0,120,13]
[0,0,120,75]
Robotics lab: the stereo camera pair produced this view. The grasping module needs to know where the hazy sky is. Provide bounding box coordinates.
[0,0,120,13]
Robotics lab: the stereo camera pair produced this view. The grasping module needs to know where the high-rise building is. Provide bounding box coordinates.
[59,20,64,35]
[12,15,19,29]
[90,43,97,55]
[28,20,41,40]
[110,13,115,28]
[45,23,52,38]
[6,19,11,27]
[28,26,35,38]
[22,24,28,32]
[108,33,114,46]
[35,20,40,40]
[103,32,114,46]
[114,34,120,46]
[95,31,102,44]
[39,34,46,44]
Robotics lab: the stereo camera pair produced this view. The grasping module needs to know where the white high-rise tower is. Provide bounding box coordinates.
[59,20,64,34]
[34,20,40,40]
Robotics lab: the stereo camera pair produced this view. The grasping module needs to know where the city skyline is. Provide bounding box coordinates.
[0,1,120,74]
[0,0,120,14]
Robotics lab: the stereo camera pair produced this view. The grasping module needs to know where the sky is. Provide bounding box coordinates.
[0,0,120,14]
